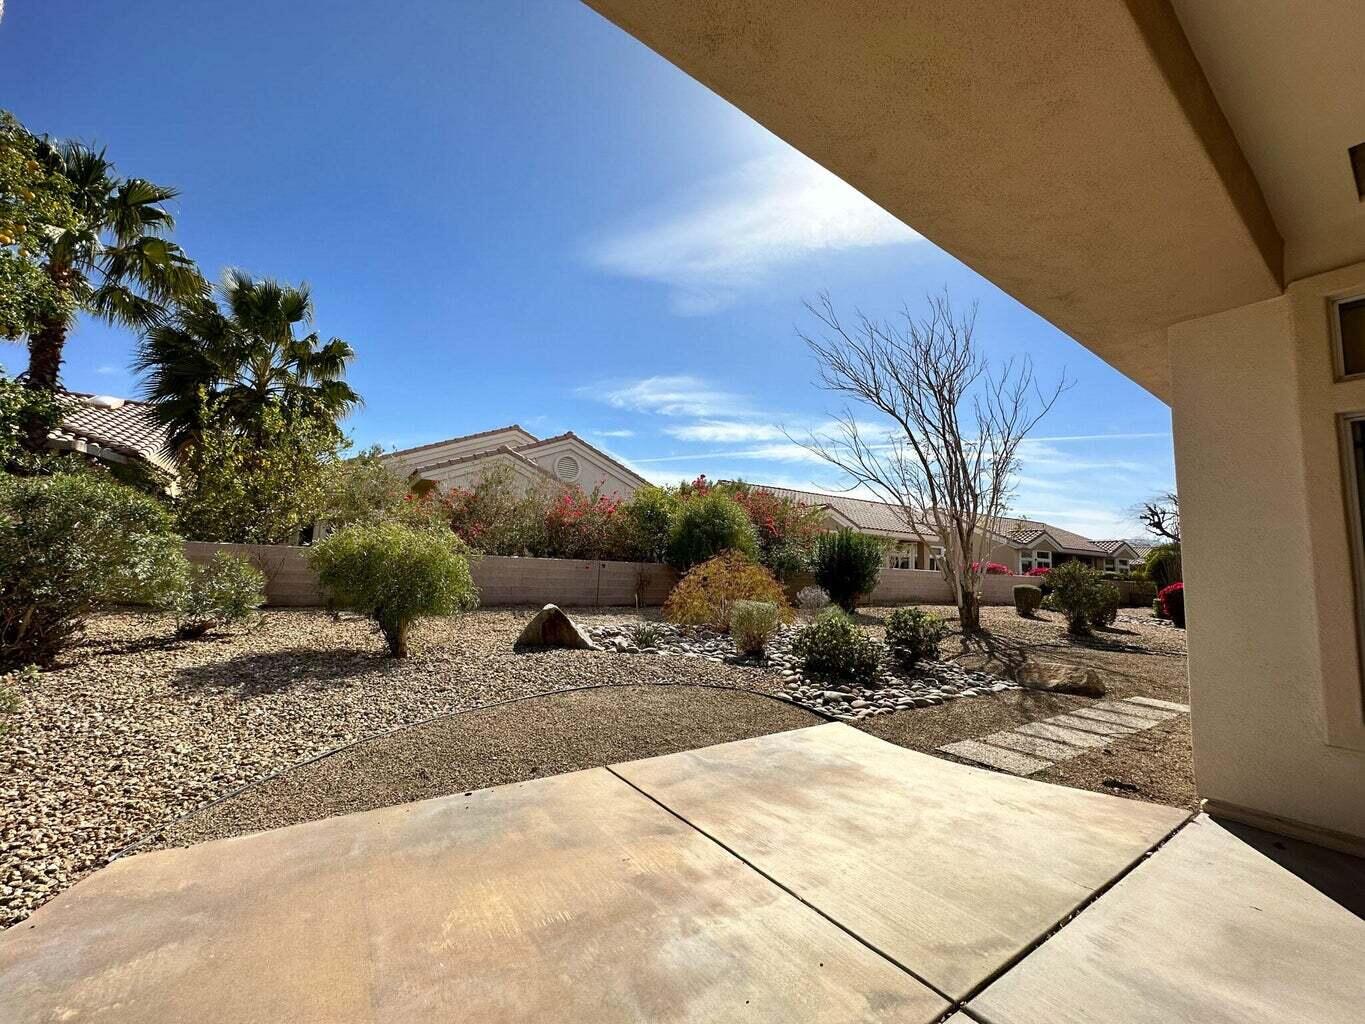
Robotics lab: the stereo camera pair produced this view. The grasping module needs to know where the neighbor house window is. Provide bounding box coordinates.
[1117,558,1130,572]
[1034,550,1052,570]
[1104,558,1116,572]
[1020,553,1034,572]
[888,550,914,570]
[928,546,945,571]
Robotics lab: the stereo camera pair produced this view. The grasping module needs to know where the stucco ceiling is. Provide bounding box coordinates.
[1172,1,1365,282]
[583,1,1293,403]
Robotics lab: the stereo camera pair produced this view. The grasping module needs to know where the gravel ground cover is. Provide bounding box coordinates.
[151,685,821,849]
[1,601,1188,929]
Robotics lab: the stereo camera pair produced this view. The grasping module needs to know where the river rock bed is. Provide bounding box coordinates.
[584,622,1017,721]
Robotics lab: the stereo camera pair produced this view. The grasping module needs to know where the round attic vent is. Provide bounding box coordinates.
[555,454,580,481]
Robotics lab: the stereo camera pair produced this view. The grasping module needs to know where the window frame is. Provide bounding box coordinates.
[1330,293,1365,382]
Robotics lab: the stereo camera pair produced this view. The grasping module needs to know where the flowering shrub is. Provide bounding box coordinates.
[1158,581,1185,627]
[1025,567,1051,577]
[726,484,824,579]
[444,464,550,555]
[663,551,791,631]
[544,486,626,560]
[972,561,1012,575]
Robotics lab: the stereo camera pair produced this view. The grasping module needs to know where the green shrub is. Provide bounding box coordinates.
[665,492,758,570]
[1153,596,1166,619]
[627,622,663,648]
[731,600,781,655]
[621,486,680,563]
[1013,584,1043,617]
[1047,561,1108,636]
[308,522,479,657]
[1090,582,1120,629]
[796,585,830,611]
[791,608,883,684]
[663,551,791,632]
[884,607,948,668]
[812,529,884,612]
[0,473,182,667]
[1145,543,1182,590]
[159,552,266,639]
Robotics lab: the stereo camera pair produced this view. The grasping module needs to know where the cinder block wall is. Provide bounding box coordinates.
[184,544,677,608]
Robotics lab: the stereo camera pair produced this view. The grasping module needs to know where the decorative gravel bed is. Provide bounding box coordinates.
[0,608,786,929]
[585,621,1018,720]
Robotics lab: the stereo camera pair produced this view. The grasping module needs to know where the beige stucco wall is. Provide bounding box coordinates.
[384,427,536,477]
[1170,262,1365,844]
[519,438,642,499]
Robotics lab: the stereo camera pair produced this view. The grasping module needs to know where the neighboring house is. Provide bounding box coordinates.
[46,392,177,490]
[749,483,1153,574]
[385,425,648,498]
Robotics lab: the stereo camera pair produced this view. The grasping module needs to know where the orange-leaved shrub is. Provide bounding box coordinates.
[663,550,793,632]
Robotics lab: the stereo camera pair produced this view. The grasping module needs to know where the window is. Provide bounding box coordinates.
[1020,553,1034,573]
[1117,558,1130,572]
[889,550,915,570]
[1333,295,1365,378]
[1104,558,1116,572]
[1034,550,1052,570]
[928,546,945,571]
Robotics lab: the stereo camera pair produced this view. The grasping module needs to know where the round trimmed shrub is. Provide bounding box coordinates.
[790,608,882,684]
[0,473,183,667]
[308,522,479,657]
[730,600,781,656]
[1013,584,1043,618]
[665,492,758,570]
[663,551,791,632]
[1145,544,1182,589]
[812,529,884,612]
[1047,560,1108,636]
[884,607,948,669]
[1090,582,1121,629]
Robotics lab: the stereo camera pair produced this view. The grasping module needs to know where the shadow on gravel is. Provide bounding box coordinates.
[171,648,391,695]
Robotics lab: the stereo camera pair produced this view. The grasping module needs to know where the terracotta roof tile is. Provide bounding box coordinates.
[49,394,175,474]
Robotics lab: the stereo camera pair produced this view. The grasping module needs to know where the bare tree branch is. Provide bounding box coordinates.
[1134,490,1180,543]
[790,290,1071,632]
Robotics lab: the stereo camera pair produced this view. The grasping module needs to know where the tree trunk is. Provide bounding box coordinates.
[22,314,68,454]
[383,620,409,658]
[957,585,982,633]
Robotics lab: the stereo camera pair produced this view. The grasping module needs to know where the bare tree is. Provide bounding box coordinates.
[794,292,1068,633]
[1135,490,1180,543]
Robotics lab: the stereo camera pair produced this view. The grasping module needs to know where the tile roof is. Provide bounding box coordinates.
[998,517,1105,554]
[414,444,558,482]
[48,394,176,474]
[386,425,536,459]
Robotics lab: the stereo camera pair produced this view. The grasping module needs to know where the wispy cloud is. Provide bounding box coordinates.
[95,365,121,376]
[592,428,635,438]
[664,420,787,443]
[588,148,922,314]
[594,375,754,419]
[634,442,824,465]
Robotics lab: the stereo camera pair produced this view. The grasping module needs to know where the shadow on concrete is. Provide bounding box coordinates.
[1213,817,1365,918]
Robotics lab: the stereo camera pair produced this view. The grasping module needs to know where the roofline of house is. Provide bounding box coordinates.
[514,431,651,487]
[385,424,537,460]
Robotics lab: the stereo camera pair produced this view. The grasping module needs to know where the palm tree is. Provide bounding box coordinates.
[22,141,205,450]
[135,270,361,454]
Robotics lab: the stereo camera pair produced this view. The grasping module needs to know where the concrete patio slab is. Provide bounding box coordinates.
[937,739,1052,775]
[976,729,1081,762]
[1094,700,1178,722]
[0,765,947,1024]
[1066,706,1162,730]
[969,814,1365,1024]
[613,724,1190,1000]
[1048,712,1139,737]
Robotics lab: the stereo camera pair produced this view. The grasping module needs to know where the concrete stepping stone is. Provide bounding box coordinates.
[1067,707,1157,729]
[977,730,1081,762]
[1125,695,1190,713]
[1016,721,1112,749]
[938,739,1052,776]
[1095,700,1177,722]
[1050,713,1140,737]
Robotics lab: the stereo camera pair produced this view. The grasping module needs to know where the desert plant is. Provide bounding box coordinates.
[723,483,824,579]
[1013,584,1043,618]
[620,485,678,562]
[883,606,948,669]
[662,551,791,632]
[665,491,758,570]
[159,551,266,639]
[627,622,663,648]
[797,585,830,611]
[0,473,183,667]
[1090,582,1121,629]
[444,463,552,556]
[812,529,884,612]
[1158,581,1186,628]
[790,608,883,683]
[730,600,781,656]
[308,521,479,657]
[1047,560,1109,636]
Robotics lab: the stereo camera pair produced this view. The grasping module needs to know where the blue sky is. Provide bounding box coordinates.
[0,0,1173,538]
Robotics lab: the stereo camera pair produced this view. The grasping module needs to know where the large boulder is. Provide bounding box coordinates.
[1014,660,1106,697]
[515,604,597,651]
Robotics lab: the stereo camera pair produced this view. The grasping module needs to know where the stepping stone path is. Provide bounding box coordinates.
[939,697,1189,776]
